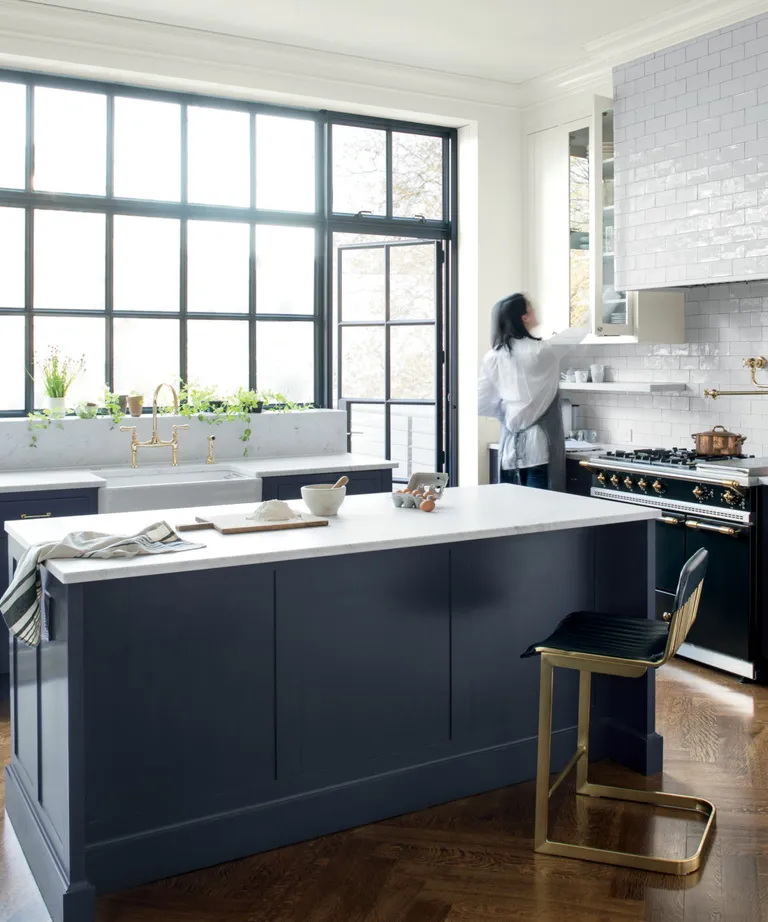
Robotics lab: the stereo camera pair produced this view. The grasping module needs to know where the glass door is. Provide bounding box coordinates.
[334,235,446,484]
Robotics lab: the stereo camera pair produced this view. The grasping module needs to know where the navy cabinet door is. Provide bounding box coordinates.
[0,489,98,679]
[261,469,391,502]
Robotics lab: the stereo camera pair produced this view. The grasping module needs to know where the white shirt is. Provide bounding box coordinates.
[478,338,559,470]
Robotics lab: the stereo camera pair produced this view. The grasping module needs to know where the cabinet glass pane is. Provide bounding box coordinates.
[34,316,105,406]
[0,82,26,189]
[568,126,589,329]
[0,207,25,307]
[339,247,385,322]
[187,220,249,313]
[187,106,250,207]
[391,405,435,480]
[332,125,386,215]
[392,133,443,220]
[114,97,181,201]
[340,326,384,399]
[34,87,106,196]
[390,325,435,400]
[113,318,179,400]
[0,316,25,409]
[600,108,627,327]
[256,115,315,212]
[350,404,385,459]
[390,244,435,320]
[187,320,248,395]
[113,216,179,312]
[34,211,105,310]
[256,321,314,403]
[255,225,314,315]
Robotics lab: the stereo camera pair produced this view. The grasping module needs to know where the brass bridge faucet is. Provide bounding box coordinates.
[120,383,189,468]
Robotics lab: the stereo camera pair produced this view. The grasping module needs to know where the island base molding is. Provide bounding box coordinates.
[6,521,660,922]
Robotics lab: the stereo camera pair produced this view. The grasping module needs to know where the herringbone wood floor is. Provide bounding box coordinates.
[3,659,768,921]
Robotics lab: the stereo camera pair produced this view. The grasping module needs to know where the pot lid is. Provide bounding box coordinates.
[692,425,745,439]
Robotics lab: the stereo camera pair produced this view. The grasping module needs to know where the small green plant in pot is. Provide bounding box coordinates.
[36,347,85,416]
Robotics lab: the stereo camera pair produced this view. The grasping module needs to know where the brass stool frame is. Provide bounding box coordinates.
[533,581,715,876]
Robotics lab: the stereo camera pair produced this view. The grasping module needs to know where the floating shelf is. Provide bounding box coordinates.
[559,382,688,394]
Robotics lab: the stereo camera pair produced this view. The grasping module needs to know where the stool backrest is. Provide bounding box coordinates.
[661,548,709,663]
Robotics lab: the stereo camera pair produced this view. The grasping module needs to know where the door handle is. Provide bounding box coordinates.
[685,520,738,537]
[20,512,52,519]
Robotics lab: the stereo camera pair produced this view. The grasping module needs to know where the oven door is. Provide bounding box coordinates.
[683,516,751,667]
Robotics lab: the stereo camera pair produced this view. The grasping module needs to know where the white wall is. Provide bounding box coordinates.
[0,0,525,485]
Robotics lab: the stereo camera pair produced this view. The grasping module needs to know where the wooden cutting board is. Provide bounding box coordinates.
[177,512,329,535]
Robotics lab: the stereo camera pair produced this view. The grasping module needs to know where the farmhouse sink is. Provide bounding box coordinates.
[91,465,262,513]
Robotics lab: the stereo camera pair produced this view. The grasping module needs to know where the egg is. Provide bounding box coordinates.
[424,492,436,501]
[420,500,436,512]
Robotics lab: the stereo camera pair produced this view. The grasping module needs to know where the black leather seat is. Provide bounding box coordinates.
[521,611,670,663]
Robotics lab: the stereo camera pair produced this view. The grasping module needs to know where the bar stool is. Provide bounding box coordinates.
[521,548,713,875]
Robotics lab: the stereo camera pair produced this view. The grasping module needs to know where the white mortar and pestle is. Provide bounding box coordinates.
[301,476,348,516]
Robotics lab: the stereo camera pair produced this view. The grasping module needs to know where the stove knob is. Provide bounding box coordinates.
[623,476,633,490]
[723,489,738,506]
[597,471,606,484]
[610,474,620,488]
[652,480,665,495]
[692,484,711,502]
[637,478,648,492]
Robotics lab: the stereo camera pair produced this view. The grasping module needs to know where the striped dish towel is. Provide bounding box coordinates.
[0,521,204,647]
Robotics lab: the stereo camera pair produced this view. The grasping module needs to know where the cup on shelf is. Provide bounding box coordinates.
[589,364,605,383]
[574,369,589,384]
[560,368,576,383]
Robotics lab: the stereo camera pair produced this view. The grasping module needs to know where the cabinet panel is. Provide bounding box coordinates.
[1,489,98,679]
[261,468,391,502]
[656,515,686,594]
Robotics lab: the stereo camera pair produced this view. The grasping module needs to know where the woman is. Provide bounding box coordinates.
[478,293,564,491]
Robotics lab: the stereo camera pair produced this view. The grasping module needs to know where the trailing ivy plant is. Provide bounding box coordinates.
[27,409,65,448]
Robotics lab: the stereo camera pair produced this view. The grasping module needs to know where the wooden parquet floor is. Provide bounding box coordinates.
[3,658,768,922]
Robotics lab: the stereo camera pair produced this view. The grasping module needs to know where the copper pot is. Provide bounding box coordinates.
[692,425,746,456]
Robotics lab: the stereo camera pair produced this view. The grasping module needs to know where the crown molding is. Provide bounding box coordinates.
[521,0,768,108]
[0,0,523,114]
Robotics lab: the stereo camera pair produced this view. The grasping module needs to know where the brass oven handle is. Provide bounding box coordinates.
[20,512,52,519]
[659,516,680,526]
[579,461,598,470]
[685,520,737,537]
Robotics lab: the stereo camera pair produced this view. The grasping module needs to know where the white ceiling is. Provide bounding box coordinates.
[21,0,713,85]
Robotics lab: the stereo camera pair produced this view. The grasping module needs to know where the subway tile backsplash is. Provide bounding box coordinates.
[614,12,768,289]
[568,282,768,453]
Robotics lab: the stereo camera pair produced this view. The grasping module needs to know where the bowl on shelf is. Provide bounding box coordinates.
[301,483,346,517]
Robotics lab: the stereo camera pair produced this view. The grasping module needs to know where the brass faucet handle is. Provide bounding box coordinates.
[172,424,189,434]
[119,425,138,441]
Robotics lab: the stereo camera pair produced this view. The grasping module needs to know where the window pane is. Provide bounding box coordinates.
[113,318,179,400]
[391,405,436,480]
[256,321,314,402]
[34,87,106,195]
[113,216,179,312]
[0,316,25,409]
[187,221,250,313]
[332,125,386,215]
[390,244,435,320]
[391,325,435,400]
[339,247,384,321]
[256,115,315,212]
[187,106,250,207]
[0,207,25,307]
[34,211,105,310]
[34,316,105,406]
[392,133,443,220]
[350,404,385,459]
[255,225,314,315]
[341,326,384,399]
[0,82,26,189]
[114,97,181,201]
[187,320,248,395]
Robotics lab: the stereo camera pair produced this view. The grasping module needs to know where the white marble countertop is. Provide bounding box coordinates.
[6,485,658,585]
[0,453,396,495]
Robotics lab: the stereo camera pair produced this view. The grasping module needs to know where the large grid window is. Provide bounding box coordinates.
[0,70,455,477]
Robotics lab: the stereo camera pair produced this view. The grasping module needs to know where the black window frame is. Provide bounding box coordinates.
[0,68,458,477]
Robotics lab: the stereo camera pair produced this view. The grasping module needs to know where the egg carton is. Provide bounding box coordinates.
[391,472,449,509]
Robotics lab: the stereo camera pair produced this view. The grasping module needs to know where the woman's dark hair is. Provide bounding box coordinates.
[491,293,540,352]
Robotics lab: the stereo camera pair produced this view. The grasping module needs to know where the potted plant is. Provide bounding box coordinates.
[37,347,84,415]
[127,391,144,417]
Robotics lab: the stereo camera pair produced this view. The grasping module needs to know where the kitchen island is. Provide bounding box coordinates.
[5,485,660,922]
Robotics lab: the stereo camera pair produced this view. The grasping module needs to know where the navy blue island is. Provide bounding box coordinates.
[4,484,660,922]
